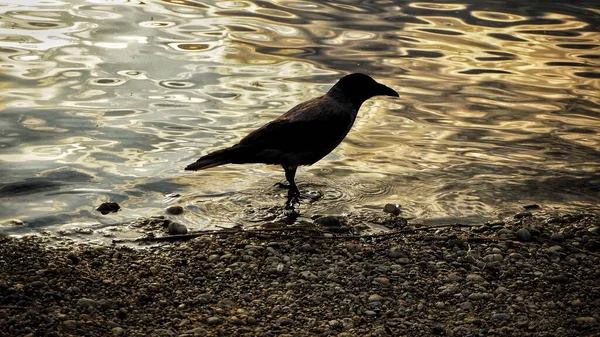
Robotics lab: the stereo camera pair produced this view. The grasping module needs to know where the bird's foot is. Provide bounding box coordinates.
[274,182,291,189]
[285,188,301,209]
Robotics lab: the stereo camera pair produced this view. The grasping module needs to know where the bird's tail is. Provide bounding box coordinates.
[185,146,242,171]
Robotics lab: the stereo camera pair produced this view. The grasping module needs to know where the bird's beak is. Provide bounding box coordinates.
[378,83,399,97]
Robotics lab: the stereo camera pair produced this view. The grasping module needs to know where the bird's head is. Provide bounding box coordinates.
[329,73,399,109]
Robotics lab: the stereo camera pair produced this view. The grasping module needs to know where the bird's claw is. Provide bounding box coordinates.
[274,182,291,189]
[285,188,300,209]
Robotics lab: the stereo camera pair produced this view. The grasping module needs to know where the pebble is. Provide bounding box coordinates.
[515,228,531,241]
[575,317,597,325]
[76,298,98,308]
[300,271,317,280]
[62,320,77,327]
[570,299,583,307]
[550,232,565,242]
[96,202,120,215]
[460,301,473,310]
[168,222,188,235]
[206,316,222,325]
[300,244,315,253]
[466,274,485,283]
[483,254,503,262]
[111,327,124,336]
[328,320,342,329]
[496,228,512,236]
[565,258,578,266]
[397,257,410,264]
[508,253,524,260]
[387,247,407,258]
[468,293,488,300]
[276,317,294,326]
[365,310,377,317]
[492,313,509,321]
[435,301,446,309]
[165,205,184,215]
[368,294,384,303]
[314,216,341,227]
[373,277,390,286]
[383,203,401,215]
[514,211,532,219]
[446,273,462,282]
[546,245,564,255]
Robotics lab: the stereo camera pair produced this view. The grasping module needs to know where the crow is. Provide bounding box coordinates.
[185,73,399,207]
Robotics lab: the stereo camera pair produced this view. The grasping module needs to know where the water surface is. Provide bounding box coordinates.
[1,0,599,240]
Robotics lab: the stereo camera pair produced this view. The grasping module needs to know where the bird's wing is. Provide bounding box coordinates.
[238,97,355,153]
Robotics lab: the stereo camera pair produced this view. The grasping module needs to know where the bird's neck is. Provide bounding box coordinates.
[326,86,366,111]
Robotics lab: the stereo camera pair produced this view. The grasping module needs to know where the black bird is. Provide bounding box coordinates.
[185,73,399,207]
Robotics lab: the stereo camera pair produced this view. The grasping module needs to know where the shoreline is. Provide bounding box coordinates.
[1,210,599,336]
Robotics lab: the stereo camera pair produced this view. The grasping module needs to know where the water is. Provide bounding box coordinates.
[1,0,599,240]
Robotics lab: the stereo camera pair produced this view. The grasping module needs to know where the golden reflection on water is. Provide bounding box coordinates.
[0,0,599,238]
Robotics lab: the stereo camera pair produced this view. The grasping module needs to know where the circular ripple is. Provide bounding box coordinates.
[159,80,196,89]
[89,78,125,86]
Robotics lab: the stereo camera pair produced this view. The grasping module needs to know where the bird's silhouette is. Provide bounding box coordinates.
[186,73,399,208]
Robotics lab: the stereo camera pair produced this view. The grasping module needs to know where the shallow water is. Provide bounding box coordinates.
[1,0,599,240]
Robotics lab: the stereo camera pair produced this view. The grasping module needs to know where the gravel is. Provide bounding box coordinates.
[0,210,598,337]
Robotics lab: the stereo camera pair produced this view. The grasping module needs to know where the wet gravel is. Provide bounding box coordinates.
[1,211,599,337]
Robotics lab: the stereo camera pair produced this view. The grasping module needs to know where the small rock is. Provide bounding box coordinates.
[342,318,354,329]
[523,204,541,210]
[300,271,317,280]
[365,310,377,317]
[383,203,401,216]
[508,253,524,260]
[576,317,597,325]
[514,211,532,219]
[468,293,487,300]
[571,299,583,307]
[483,254,503,262]
[496,228,512,236]
[515,228,531,241]
[328,320,342,329]
[550,232,565,242]
[368,294,384,303]
[460,301,473,310]
[373,277,390,286]
[276,317,294,326]
[96,202,120,215]
[314,216,341,227]
[168,222,188,235]
[29,280,46,288]
[62,320,77,327]
[446,273,462,283]
[111,327,124,336]
[466,274,485,283]
[165,205,184,215]
[435,301,445,309]
[546,245,564,255]
[300,244,315,253]
[206,316,222,325]
[565,258,578,266]
[387,247,407,258]
[77,298,98,308]
[492,313,509,321]
[397,257,410,264]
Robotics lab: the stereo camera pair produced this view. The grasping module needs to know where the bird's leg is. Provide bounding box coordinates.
[283,166,300,208]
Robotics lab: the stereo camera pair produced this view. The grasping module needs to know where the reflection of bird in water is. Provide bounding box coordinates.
[186,73,399,208]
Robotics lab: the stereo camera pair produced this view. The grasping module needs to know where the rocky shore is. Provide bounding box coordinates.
[1,210,599,337]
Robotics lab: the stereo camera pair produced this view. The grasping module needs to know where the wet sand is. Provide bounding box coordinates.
[1,210,599,337]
